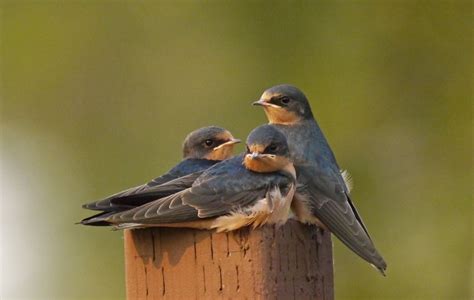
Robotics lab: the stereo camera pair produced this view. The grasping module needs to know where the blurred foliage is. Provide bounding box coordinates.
[1,1,472,299]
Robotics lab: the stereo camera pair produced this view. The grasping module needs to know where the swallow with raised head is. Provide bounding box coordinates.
[105,124,296,232]
[253,84,387,274]
[80,126,240,226]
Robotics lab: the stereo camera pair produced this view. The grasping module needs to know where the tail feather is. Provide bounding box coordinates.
[79,211,117,226]
[314,198,387,273]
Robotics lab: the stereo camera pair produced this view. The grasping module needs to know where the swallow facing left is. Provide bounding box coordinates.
[80,126,240,226]
[105,124,296,232]
[253,84,387,274]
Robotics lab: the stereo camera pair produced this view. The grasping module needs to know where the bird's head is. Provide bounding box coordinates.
[244,125,293,174]
[253,84,313,125]
[183,126,240,160]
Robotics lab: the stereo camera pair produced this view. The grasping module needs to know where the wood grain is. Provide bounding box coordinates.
[124,220,334,299]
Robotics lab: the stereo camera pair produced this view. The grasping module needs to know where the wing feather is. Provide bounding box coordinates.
[82,159,217,212]
[107,156,294,226]
[297,165,386,273]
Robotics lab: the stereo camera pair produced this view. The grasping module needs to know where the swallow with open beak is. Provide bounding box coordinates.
[253,84,387,274]
[104,125,296,232]
[80,126,240,226]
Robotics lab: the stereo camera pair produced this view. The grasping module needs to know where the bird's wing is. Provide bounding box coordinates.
[108,171,204,207]
[297,164,387,274]
[82,159,218,212]
[107,157,292,225]
[82,185,151,212]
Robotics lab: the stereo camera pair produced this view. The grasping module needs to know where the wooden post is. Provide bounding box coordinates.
[124,220,334,299]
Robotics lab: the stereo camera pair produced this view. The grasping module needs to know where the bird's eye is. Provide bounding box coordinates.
[281,96,290,104]
[267,144,278,152]
[204,139,214,147]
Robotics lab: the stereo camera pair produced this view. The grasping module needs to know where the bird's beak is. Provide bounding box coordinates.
[252,99,271,107]
[248,152,261,159]
[213,138,241,150]
[252,99,281,108]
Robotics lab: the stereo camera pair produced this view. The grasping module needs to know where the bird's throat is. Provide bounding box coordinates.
[244,155,293,176]
[264,107,301,125]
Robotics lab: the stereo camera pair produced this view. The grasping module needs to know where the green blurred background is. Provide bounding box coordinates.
[1,1,472,299]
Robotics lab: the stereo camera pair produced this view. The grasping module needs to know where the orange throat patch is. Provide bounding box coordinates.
[206,145,235,161]
[264,107,301,125]
[244,155,294,178]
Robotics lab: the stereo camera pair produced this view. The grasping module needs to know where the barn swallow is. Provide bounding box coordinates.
[105,124,296,232]
[80,126,240,226]
[253,84,387,274]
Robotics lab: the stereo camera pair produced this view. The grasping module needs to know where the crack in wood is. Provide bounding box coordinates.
[150,231,156,262]
[209,231,214,260]
[161,266,166,296]
[124,222,333,299]
[235,265,240,292]
[226,232,230,257]
[144,266,148,297]
[218,265,223,292]
[193,231,197,262]
[158,229,163,258]
[202,266,207,293]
